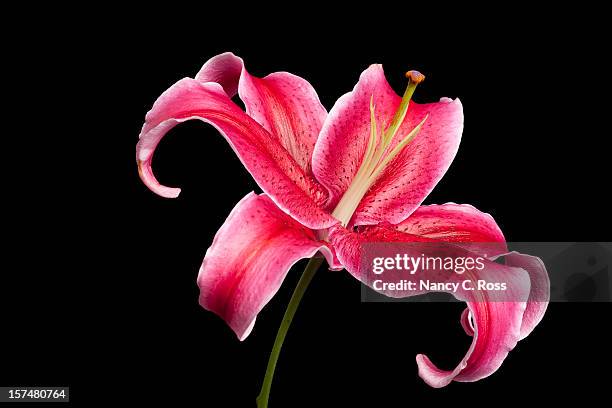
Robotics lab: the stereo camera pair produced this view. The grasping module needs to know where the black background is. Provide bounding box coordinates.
[3,10,611,407]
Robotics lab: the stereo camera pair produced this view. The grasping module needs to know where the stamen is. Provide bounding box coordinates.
[383,70,425,145]
[368,113,428,183]
[331,70,428,226]
[361,95,378,177]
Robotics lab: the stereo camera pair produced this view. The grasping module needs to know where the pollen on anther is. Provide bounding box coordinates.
[405,70,425,84]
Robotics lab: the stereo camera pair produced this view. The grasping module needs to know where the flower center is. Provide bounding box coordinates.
[331,71,428,227]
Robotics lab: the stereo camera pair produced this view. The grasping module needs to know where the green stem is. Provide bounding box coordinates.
[256,256,324,408]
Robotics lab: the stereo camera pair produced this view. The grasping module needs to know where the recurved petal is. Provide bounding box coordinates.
[197,193,334,341]
[136,77,336,229]
[492,252,550,339]
[416,298,527,387]
[194,51,243,96]
[196,52,327,174]
[419,252,549,386]
[238,70,327,175]
[460,308,475,336]
[328,225,541,388]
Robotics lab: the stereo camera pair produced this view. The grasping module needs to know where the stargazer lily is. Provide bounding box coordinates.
[137,52,549,402]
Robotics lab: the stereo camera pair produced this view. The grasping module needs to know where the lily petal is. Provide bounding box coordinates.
[354,95,463,226]
[238,71,327,175]
[492,252,550,339]
[328,225,545,387]
[417,253,551,387]
[194,51,243,96]
[396,205,548,340]
[136,77,336,229]
[394,203,508,256]
[197,192,334,341]
[416,298,527,387]
[312,64,463,224]
[195,52,327,174]
[312,64,397,211]
[460,308,475,336]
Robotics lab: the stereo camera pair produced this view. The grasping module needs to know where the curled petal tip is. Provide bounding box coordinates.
[405,70,425,84]
[137,159,181,198]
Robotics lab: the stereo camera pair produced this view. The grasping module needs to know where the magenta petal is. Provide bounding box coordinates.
[327,223,433,275]
[136,77,336,229]
[353,95,463,225]
[460,308,475,336]
[418,251,549,386]
[194,52,243,96]
[312,64,463,223]
[492,252,550,339]
[328,225,544,387]
[197,193,334,340]
[395,203,508,256]
[196,52,328,174]
[238,70,327,174]
[396,205,548,341]
[416,298,527,387]
[312,64,398,211]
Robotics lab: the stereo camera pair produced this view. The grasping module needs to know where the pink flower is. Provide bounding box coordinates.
[137,52,549,387]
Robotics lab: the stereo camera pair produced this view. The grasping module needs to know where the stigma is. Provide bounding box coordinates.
[331,71,428,227]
